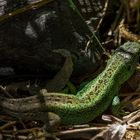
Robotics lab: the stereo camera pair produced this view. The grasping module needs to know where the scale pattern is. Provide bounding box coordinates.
[0,42,140,124]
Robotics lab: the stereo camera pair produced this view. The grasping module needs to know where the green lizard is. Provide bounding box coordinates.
[0,42,140,125]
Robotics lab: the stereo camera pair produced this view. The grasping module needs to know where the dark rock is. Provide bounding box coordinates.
[0,0,102,78]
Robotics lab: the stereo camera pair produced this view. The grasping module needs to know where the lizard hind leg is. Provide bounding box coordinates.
[111,96,127,116]
[111,96,121,116]
[23,112,61,132]
[3,110,61,132]
[111,96,128,117]
[40,112,61,132]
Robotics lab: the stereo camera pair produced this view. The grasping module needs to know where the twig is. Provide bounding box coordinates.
[120,92,140,97]
[123,109,140,122]
[0,121,16,131]
[0,0,54,22]
[119,20,140,42]
[55,126,108,136]
[0,85,13,98]
[96,0,109,31]
[91,128,109,140]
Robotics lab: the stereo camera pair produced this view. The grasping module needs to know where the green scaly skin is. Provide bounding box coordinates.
[0,42,140,125]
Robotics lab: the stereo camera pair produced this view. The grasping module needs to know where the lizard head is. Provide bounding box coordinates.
[116,41,140,83]
[117,41,140,63]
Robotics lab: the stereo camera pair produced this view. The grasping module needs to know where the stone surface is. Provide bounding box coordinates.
[0,0,102,77]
